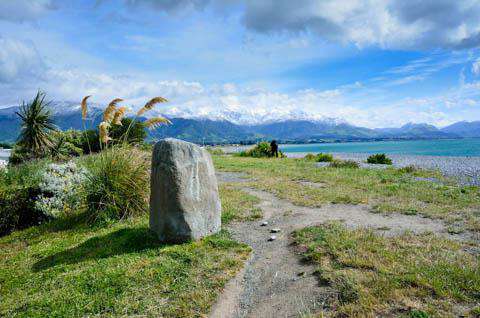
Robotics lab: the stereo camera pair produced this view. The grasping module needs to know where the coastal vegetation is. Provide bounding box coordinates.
[237,141,286,158]
[293,222,480,317]
[329,159,360,168]
[367,153,393,165]
[304,152,334,162]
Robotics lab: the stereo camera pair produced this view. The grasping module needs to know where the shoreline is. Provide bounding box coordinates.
[287,152,480,186]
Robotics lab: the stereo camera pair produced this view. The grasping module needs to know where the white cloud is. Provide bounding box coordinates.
[0,0,54,22]
[473,59,480,75]
[132,0,480,50]
[242,0,480,49]
[0,37,46,82]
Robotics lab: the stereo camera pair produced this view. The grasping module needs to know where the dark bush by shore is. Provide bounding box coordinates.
[237,141,285,158]
[367,153,393,165]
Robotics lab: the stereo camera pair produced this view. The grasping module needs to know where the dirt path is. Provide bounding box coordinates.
[211,172,467,318]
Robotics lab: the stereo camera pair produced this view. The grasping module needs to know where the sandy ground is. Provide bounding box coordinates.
[210,171,473,318]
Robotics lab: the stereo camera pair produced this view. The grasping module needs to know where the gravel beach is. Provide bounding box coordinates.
[288,152,480,186]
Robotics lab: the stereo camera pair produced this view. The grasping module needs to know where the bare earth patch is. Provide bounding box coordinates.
[212,172,478,318]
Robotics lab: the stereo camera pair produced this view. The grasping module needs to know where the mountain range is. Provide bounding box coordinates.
[1,102,479,144]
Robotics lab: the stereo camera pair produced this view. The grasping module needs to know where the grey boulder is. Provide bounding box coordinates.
[149,138,221,243]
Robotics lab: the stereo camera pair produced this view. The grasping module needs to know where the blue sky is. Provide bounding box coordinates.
[1,0,480,127]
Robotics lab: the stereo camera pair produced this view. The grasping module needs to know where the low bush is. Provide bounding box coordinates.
[0,160,51,235]
[80,146,150,224]
[304,153,334,162]
[367,153,392,165]
[35,162,87,219]
[329,159,359,168]
[316,153,334,162]
[0,186,46,236]
[238,141,285,158]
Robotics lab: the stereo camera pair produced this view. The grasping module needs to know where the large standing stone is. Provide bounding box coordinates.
[149,138,221,243]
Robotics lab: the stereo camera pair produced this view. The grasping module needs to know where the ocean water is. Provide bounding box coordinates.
[0,149,11,161]
[280,138,480,157]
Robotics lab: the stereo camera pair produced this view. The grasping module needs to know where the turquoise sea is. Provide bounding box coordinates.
[280,138,480,157]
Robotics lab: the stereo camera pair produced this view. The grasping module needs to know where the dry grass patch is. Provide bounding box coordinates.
[293,222,480,317]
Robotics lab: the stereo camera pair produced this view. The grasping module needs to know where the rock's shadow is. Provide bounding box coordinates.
[32,227,167,272]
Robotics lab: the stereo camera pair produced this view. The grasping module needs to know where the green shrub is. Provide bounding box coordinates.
[8,144,32,165]
[0,186,46,236]
[329,159,359,169]
[0,160,51,235]
[316,153,334,162]
[237,142,285,158]
[80,147,149,224]
[367,153,392,165]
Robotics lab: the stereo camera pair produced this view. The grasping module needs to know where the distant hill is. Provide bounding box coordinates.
[0,103,476,144]
[375,123,457,140]
[441,121,480,138]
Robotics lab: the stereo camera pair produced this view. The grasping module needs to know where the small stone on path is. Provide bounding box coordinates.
[271,228,281,233]
[268,235,276,241]
[261,221,268,226]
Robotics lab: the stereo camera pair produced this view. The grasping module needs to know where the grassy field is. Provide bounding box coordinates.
[220,183,262,223]
[0,194,253,317]
[293,222,480,317]
[213,155,480,232]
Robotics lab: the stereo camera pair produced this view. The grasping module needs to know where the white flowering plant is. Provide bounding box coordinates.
[35,161,87,218]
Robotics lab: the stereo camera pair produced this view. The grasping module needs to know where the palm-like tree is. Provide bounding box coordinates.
[16,91,57,158]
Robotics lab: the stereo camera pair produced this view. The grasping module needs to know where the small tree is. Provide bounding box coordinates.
[15,91,56,161]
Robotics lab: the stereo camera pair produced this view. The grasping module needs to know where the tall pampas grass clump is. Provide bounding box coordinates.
[77,95,170,224]
[80,146,150,223]
[79,96,170,148]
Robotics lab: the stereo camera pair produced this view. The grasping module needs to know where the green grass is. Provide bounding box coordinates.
[0,215,250,317]
[212,156,480,231]
[293,222,480,317]
[220,184,262,223]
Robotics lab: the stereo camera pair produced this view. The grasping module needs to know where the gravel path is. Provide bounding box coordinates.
[211,172,470,318]
[287,152,480,186]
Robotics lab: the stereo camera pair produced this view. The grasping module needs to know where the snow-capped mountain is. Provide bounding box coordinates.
[153,105,347,126]
[0,101,471,144]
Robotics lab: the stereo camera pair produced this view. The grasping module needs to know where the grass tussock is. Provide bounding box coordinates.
[79,146,150,224]
[220,184,261,223]
[0,215,250,317]
[329,159,359,168]
[212,156,480,228]
[293,222,480,317]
